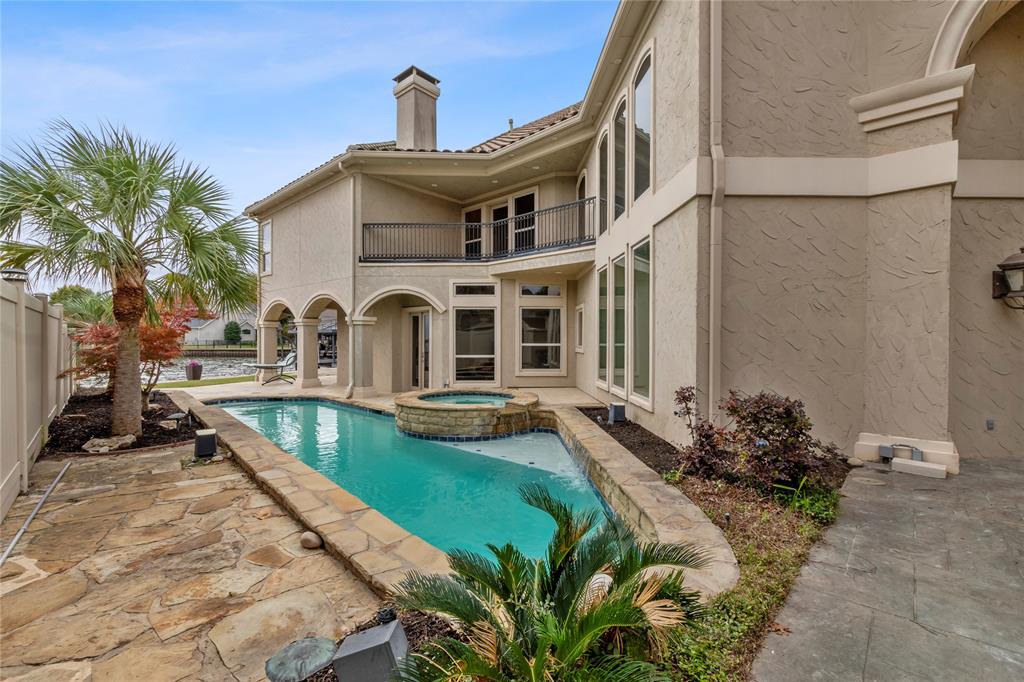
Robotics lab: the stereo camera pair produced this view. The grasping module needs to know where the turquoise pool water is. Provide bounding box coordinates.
[420,392,511,406]
[219,400,605,557]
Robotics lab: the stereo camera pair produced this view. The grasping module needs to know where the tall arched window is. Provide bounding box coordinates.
[598,134,609,234]
[633,55,652,199]
[613,101,627,220]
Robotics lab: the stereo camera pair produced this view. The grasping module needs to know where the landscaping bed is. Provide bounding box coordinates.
[42,389,199,455]
[581,408,835,681]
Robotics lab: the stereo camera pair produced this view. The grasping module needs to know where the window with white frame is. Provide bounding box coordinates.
[454,308,496,382]
[598,135,609,235]
[575,304,584,353]
[463,208,483,259]
[633,55,652,200]
[612,255,626,392]
[453,282,495,297]
[631,240,651,400]
[598,267,608,384]
[520,283,561,297]
[613,101,627,220]
[260,221,272,274]
[520,308,561,371]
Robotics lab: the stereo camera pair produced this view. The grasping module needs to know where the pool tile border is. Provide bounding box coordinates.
[171,391,739,600]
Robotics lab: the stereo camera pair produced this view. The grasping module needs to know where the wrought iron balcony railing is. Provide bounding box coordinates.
[361,196,603,262]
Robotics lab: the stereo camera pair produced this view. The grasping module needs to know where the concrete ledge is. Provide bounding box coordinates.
[169,391,738,601]
[891,458,947,479]
[854,431,960,474]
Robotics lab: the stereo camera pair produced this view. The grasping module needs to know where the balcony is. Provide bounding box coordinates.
[361,197,602,263]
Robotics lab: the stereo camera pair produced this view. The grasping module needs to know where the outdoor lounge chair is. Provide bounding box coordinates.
[247,351,297,385]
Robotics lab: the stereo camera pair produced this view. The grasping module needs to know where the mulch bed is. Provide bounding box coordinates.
[305,607,462,682]
[41,389,199,456]
[579,407,682,474]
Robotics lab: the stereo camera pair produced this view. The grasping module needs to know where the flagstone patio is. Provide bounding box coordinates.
[0,444,379,682]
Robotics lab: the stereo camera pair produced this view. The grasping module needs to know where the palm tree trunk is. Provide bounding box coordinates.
[111,274,146,437]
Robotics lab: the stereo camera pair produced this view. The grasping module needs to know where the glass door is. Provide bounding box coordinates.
[410,311,431,389]
[513,193,536,253]
[491,205,509,257]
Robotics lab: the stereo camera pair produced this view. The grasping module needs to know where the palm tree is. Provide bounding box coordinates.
[394,484,707,681]
[0,121,256,436]
[51,285,113,324]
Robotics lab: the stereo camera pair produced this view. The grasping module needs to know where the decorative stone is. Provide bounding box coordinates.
[265,637,337,682]
[0,569,88,633]
[82,434,136,453]
[847,457,865,467]
[300,531,323,549]
[332,620,408,682]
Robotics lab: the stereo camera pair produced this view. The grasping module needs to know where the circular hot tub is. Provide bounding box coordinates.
[395,389,539,438]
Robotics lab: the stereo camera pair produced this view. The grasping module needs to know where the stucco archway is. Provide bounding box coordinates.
[259,299,294,325]
[354,285,446,318]
[296,293,349,388]
[927,0,1018,75]
[298,292,349,321]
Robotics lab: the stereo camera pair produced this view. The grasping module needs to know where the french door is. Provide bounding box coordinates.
[410,311,431,389]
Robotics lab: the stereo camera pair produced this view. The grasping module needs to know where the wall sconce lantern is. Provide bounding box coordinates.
[1,268,29,283]
[993,247,1024,310]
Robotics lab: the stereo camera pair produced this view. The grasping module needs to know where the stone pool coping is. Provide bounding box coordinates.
[168,391,738,600]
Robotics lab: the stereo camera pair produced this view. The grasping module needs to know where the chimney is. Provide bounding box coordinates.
[393,66,440,150]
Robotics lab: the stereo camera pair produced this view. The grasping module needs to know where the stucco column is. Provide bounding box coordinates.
[854,116,959,472]
[350,316,376,398]
[335,317,349,387]
[256,322,278,383]
[295,320,321,389]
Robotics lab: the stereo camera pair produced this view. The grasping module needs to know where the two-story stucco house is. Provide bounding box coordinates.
[246,0,1023,475]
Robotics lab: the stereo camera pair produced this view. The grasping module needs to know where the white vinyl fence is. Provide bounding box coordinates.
[1,280,73,520]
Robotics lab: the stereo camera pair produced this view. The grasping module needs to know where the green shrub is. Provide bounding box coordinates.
[394,484,708,681]
[772,477,840,523]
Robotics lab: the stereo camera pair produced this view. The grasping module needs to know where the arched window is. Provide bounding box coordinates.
[598,134,609,235]
[613,100,626,220]
[633,55,652,199]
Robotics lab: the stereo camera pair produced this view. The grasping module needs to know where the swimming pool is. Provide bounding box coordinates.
[420,392,511,406]
[219,399,606,557]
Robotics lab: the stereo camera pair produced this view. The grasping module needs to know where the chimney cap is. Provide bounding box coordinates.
[393,65,440,85]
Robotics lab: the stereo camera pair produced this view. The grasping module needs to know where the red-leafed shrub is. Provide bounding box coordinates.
[64,305,194,406]
[674,386,847,492]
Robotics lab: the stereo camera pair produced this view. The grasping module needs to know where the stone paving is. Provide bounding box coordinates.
[753,457,1024,682]
[0,445,379,681]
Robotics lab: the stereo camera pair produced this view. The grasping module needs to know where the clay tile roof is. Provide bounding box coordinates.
[465,101,582,153]
[346,101,582,155]
[346,140,398,152]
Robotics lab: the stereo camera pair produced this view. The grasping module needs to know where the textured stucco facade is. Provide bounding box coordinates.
[249,0,1023,470]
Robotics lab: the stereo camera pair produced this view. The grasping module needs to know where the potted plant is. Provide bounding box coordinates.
[185,359,203,381]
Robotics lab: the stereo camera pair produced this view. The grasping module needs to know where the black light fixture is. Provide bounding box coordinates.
[1,268,28,283]
[993,247,1024,310]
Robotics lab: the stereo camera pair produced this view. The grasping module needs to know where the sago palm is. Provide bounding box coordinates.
[394,484,707,681]
[0,121,256,436]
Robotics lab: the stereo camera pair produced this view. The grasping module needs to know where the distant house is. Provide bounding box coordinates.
[184,308,257,344]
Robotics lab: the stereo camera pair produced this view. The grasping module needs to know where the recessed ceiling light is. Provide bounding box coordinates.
[453,162,459,166]
[491,180,499,184]
[531,165,540,170]
[430,183,438,188]
[407,161,413,165]
[614,58,622,64]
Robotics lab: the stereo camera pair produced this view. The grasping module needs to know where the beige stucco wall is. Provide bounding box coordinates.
[260,176,354,319]
[653,0,702,190]
[719,197,867,451]
[721,0,867,157]
[956,2,1024,160]
[360,175,461,224]
[949,199,1024,458]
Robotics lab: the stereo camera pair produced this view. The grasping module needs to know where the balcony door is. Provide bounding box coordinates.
[463,208,482,259]
[491,205,509,257]
[512,193,536,253]
[409,310,430,389]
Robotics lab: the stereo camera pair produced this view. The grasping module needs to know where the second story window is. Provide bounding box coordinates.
[260,221,272,274]
[633,55,652,199]
[598,135,609,234]
[613,101,626,220]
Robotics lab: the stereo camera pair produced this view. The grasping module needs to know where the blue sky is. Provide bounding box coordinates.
[2,1,617,217]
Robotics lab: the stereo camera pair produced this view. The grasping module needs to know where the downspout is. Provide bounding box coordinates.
[343,163,356,399]
[708,0,725,422]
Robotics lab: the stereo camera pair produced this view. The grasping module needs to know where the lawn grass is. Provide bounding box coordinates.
[667,476,830,681]
[157,374,260,388]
